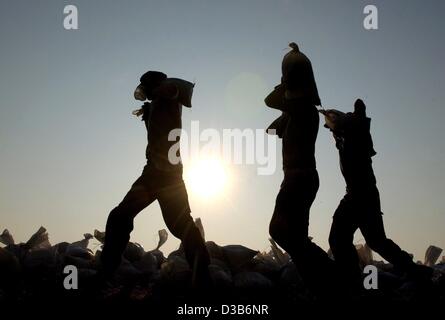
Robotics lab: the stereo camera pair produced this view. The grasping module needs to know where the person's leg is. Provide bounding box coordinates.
[329,197,361,291]
[359,210,414,269]
[101,176,156,278]
[269,177,312,262]
[269,171,333,293]
[158,178,211,287]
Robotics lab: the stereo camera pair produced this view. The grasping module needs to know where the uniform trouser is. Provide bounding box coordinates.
[269,169,335,294]
[101,165,210,283]
[329,189,414,289]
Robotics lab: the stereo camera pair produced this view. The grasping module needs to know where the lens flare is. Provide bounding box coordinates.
[185,157,229,199]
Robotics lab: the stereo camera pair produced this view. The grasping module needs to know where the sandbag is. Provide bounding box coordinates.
[70,233,93,249]
[0,229,15,246]
[209,264,232,287]
[94,229,105,244]
[194,218,205,241]
[26,226,51,250]
[123,242,145,263]
[356,243,373,267]
[222,245,258,271]
[155,229,168,250]
[134,251,158,275]
[233,271,273,289]
[424,245,443,267]
[23,248,57,271]
[205,241,224,260]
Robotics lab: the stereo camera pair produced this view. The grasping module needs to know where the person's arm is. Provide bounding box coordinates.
[266,113,289,138]
[264,85,297,114]
[264,86,311,115]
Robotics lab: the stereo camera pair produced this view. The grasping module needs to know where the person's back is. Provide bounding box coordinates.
[333,100,377,193]
[143,93,183,172]
[282,100,319,171]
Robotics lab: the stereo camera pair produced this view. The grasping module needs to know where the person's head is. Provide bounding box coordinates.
[353,98,366,117]
[134,71,167,101]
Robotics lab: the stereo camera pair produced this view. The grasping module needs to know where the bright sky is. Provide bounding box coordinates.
[0,0,444,261]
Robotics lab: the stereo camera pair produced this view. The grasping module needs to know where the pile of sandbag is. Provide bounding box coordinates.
[0,222,444,304]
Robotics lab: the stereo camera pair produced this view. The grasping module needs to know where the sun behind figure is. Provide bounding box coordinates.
[185,157,229,199]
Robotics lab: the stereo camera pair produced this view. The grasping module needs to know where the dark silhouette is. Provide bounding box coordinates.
[323,99,433,292]
[100,71,211,287]
[265,43,335,296]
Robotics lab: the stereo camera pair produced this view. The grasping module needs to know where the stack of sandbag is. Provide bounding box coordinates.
[1,221,444,303]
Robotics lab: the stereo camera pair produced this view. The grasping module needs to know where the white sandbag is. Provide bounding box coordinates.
[70,233,93,249]
[26,226,51,249]
[424,245,443,267]
[0,229,15,246]
[320,109,347,132]
[155,229,168,250]
[65,245,94,260]
[23,248,57,270]
[222,245,259,271]
[53,242,69,255]
[356,243,373,267]
[269,238,289,266]
[94,229,105,244]
[163,78,194,108]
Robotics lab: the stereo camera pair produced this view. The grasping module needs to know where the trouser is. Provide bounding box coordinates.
[269,169,335,294]
[101,165,210,284]
[329,188,414,289]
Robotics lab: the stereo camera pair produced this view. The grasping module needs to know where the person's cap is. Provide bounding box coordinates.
[134,71,168,101]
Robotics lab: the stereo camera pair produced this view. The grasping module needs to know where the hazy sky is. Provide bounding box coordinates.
[0,0,444,261]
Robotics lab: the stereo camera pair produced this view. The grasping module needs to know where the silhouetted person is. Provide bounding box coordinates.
[323,99,432,292]
[100,71,210,287]
[265,43,335,296]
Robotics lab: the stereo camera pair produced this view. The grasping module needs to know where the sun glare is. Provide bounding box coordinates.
[185,157,229,199]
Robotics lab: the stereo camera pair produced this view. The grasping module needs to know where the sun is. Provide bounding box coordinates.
[185,157,229,199]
